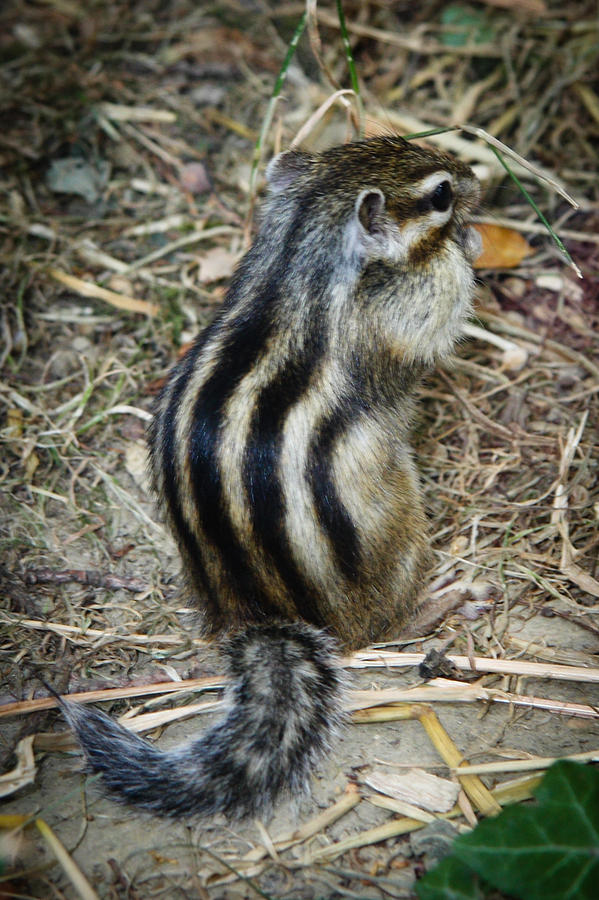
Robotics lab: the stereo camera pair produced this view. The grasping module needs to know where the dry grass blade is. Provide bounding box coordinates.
[0,815,99,900]
[347,650,599,683]
[35,818,100,900]
[459,124,577,207]
[290,89,356,147]
[305,815,427,864]
[413,705,501,816]
[351,686,598,721]
[47,268,159,316]
[0,676,221,718]
[97,102,176,123]
[242,785,361,864]
[366,793,436,823]
[217,771,547,879]
[117,698,222,733]
[452,748,599,777]
[0,615,207,656]
[302,6,504,57]
[552,412,599,598]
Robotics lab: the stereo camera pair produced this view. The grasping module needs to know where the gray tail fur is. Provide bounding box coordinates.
[61,623,345,819]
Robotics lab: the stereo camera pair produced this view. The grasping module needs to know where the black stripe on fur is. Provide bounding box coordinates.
[244,338,327,626]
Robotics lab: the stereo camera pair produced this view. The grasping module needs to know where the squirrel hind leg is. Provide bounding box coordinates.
[62,622,345,820]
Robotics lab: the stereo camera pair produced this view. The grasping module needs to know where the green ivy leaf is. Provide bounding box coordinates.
[440,6,494,47]
[417,762,599,900]
[415,855,484,899]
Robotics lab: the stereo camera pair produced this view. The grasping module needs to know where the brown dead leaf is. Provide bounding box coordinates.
[198,246,239,283]
[180,162,211,195]
[473,223,534,269]
[365,768,459,813]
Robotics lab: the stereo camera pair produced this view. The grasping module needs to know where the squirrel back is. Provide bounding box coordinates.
[64,136,480,819]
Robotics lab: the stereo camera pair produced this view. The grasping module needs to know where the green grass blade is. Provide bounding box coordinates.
[402,127,457,141]
[248,12,307,201]
[490,146,581,277]
[336,0,364,135]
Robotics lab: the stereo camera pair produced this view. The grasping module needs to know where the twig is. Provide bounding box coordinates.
[22,567,148,593]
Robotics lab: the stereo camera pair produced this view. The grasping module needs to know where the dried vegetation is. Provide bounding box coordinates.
[0,0,598,898]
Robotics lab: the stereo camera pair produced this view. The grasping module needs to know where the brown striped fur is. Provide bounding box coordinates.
[148,136,480,649]
[64,137,480,818]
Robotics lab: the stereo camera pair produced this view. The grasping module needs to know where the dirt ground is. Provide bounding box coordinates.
[1,1,598,898]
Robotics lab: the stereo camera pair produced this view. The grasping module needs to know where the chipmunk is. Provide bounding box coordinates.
[62,136,481,819]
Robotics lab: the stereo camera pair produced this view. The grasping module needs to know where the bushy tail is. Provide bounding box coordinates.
[61,623,345,819]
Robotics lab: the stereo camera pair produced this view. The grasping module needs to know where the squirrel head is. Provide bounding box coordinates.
[266,136,481,269]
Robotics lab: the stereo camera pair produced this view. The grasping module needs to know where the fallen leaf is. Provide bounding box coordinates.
[365,768,460,813]
[46,157,110,204]
[198,246,239,283]
[124,441,150,490]
[180,162,211,194]
[473,223,533,269]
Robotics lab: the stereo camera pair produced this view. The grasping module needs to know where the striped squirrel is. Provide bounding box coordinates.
[62,136,481,819]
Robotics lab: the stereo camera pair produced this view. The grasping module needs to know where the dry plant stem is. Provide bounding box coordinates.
[242,785,361,864]
[120,225,240,274]
[0,616,208,655]
[306,0,340,92]
[97,102,176,123]
[352,704,415,723]
[346,651,599,683]
[0,677,222,719]
[462,321,526,364]
[23,567,147,593]
[208,790,362,888]
[119,699,222,734]
[188,773,546,886]
[347,684,514,712]
[366,793,436,823]
[552,412,599,598]
[458,124,578,208]
[9,675,595,736]
[0,815,99,900]
[472,215,599,245]
[119,121,182,170]
[475,308,599,381]
[351,688,598,721]
[438,369,515,438]
[412,704,502,816]
[3,646,598,719]
[280,5,504,58]
[290,89,356,148]
[304,815,428,864]
[47,268,158,316]
[453,749,599,777]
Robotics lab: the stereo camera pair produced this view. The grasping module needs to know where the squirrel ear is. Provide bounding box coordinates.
[356,189,386,235]
[266,150,315,193]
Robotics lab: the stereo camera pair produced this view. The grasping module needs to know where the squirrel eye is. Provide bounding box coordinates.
[430,180,453,212]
